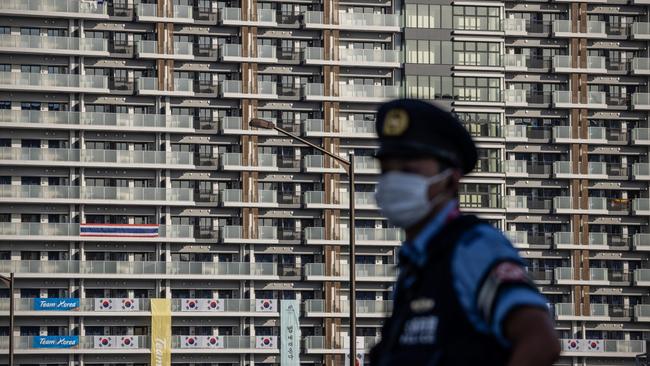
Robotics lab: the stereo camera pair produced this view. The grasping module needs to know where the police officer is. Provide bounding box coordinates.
[369,99,560,366]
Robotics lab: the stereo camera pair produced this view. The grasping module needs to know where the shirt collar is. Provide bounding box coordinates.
[398,199,460,268]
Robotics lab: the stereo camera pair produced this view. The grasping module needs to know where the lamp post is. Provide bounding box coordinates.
[249,118,357,366]
[0,273,14,366]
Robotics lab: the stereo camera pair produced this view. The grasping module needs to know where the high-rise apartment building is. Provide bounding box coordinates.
[0,0,648,365]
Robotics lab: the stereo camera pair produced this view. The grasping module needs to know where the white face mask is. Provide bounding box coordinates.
[375,170,453,229]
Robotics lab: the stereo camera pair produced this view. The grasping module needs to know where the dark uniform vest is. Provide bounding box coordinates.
[369,215,510,366]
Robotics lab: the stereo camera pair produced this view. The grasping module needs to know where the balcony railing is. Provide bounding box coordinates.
[0,185,193,202]
[0,260,277,276]
[0,72,107,91]
[0,0,108,16]
[136,40,194,57]
[304,300,393,315]
[0,110,193,129]
[0,147,193,166]
[0,34,108,54]
[136,3,193,20]
[0,223,195,239]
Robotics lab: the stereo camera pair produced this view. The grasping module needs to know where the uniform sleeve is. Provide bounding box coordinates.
[451,224,549,346]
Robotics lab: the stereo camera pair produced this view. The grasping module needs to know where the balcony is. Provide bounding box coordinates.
[220,80,278,99]
[303,263,397,281]
[0,0,109,19]
[0,110,194,132]
[0,185,193,205]
[552,126,609,144]
[303,227,403,246]
[303,11,400,32]
[552,231,627,250]
[303,83,400,103]
[0,223,196,242]
[0,260,279,279]
[632,163,650,180]
[552,20,606,38]
[632,93,650,110]
[631,58,650,75]
[303,336,380,355]
[635,305,650,321]
[0,148,194,169]
[0,34,108,57]
[219,44,278,63]
[561,339,645,357]
[302,119,376,138]
[302,47,401,68]
[503,18,526,36]
[0,335,280,353]
[504,89,527,107]
[136,4,194,23]
[302,191,345,209]
[504,125,551,142]
[552,55,606,74]
[631,22,650,40]
[554,303,610,321]
[554,267,609,285]
[632,128,650,145]
[633,233,650,251]
[503,54,527,71]
[636,269,650,286]
[505,231,553,249]
[220,153,278,172]
[219,8,277,27]
[220,225,279,244]
[220,189,279,208]
[135,41,194,60]
[136,77,194,97]
[552,91,606,109]
[503,196,552,213]
[553,161,610,179]
[0,72,108,94]
[303,300,392,318]
[220,117,277,136]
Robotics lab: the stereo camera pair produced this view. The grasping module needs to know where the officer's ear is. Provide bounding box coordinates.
[447,168,462,194]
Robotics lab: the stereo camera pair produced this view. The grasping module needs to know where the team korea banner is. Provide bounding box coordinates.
[180,298,224,312]
[93,336,139,349]
[94,298,140,311]
[80,223,159,237]
[179,335,225,349]
[256,336,277,349]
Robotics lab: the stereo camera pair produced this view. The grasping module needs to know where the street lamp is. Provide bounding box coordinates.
[249,118,358,366]
[0,273,14,366]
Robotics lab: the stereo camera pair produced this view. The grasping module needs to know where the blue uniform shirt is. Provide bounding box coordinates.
[397,200,548,346]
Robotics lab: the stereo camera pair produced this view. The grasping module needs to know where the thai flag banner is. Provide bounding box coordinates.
[80,223,159,237]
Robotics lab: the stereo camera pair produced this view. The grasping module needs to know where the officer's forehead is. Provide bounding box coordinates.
[379,157,443,174]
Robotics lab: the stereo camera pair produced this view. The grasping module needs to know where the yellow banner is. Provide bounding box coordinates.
[151,298,171,366]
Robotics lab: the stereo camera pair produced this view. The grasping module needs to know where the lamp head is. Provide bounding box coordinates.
[249,118,276,129]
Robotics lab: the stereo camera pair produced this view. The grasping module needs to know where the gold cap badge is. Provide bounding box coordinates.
[383,108,409,136]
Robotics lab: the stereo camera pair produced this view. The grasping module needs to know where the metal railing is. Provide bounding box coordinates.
[0,34,107,52]
[0,110,193,129]
[0,0,108,14]
[0,72,107,89]
[0,147,193,165]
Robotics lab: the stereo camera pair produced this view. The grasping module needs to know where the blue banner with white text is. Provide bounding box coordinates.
[33,298,80,311]
[33,336,80,348]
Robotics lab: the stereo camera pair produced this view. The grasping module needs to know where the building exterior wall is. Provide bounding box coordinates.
[0,0,648,364]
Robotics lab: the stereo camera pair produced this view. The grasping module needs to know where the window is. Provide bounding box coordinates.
[453,77,501,102]
[20,28,40,36]
[405,5,452,29]
[405,40,452,64]
[457,112,501,137]
[453,41,501,66]
[406,76,453,100]
[453,6,501,31]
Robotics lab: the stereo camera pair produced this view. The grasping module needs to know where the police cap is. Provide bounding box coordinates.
[375,98,478,175]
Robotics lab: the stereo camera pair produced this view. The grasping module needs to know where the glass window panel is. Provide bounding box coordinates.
[418,40,429,64]
[418,5,429,28]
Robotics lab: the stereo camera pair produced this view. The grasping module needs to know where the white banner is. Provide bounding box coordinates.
[280,300,301,366]
[180,299,224,312]
[584,339,603,352]
[256,299,276,312]
[94,298,140,312]
[179,336,224,349]
[345,337,365,366]
[563,339,603,352]
[256,335,277,349]
[93,336,139,349]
